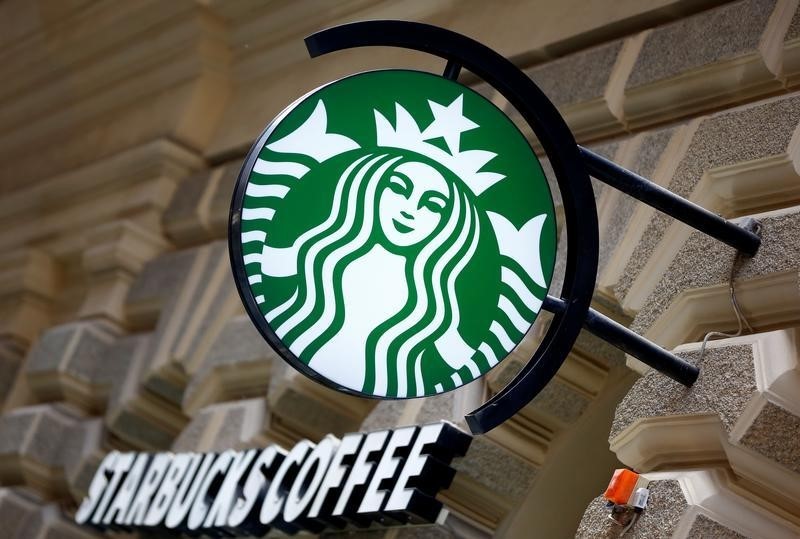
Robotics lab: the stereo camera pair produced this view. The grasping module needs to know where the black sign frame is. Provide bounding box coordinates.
[230,20,762,435]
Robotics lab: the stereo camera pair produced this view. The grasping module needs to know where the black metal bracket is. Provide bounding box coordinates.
[580,147,761,256]
[302,20,762,435]
[442,60,462,81]
[543,296,699,385]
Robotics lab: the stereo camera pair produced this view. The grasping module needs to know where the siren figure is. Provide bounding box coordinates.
[243,95,548,398]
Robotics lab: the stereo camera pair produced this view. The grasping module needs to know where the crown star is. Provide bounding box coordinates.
[374,95,505,196]
[421,95,478,154]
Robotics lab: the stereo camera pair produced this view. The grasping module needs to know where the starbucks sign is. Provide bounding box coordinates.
[231,69,557,399]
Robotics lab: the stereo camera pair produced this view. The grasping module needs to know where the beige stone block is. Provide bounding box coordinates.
[623,0,787,128]
[0,339,26,407]
[577,470,799,539]
[7,499,101,539]
[207,0,730,159]
[611,329,800,508]
[686,514,749,538]
[107,405,182,452]
[103,334,187,451]
[163,164,238,247]
[739,400,800,476]
[125,240,243,445]
[206,164,240,238]
[586,139,627,201]
[631,207,800,349]
[519,37,639,143]
[78,220,168,324]
[183,315,274,414]
[526,40,623,111]
[122,242,242,422]
[66,451,105,509]
[486,324,619,455]
[128,242,241,408]
[125,246,200,330]
[163,169,217,247]
[444,435,537,531]
[616,94,800,315]
[783,4,800,86]
[0,487,43,539]
[611,345,757,456]
[0,404,102,499]
[267,361,373,446]
[0,140,200,244]
[596,127,678,294]
[24,320,120,412]
[0,249,58,345]
[0,141,201,334]
[360,400,411,432]
[0,1,228,188]
[173,398,267,452]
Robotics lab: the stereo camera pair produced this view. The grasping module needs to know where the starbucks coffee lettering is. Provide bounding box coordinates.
[74,422,471,534]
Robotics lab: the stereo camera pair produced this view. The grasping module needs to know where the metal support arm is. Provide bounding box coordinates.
[543,296,699,386]
[579,146,761,256]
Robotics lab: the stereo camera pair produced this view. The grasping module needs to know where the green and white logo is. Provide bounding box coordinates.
[237,70,556,398]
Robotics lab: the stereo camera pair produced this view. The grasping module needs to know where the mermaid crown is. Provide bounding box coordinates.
[374,96,505,196]
[266,96,505,196]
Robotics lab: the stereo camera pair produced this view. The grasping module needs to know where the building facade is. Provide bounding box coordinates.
[0,0,799,537]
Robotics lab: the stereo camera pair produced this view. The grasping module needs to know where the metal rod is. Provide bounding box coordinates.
[542,294,567,314]
[579,146,761,257]
[442,60,462,80]
[543,296,699,386]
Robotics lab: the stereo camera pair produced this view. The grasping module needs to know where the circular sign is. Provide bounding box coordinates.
[230,69,557,399]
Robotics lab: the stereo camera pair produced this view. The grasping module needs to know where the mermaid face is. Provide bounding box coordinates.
[378,161,450,248]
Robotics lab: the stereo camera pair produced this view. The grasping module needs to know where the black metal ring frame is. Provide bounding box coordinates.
[229,70,554,401]
[306,20,599,434]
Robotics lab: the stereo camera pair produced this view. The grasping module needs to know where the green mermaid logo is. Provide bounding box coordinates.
[238,70,556,398]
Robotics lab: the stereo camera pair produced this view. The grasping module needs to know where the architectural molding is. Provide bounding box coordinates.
[612,330,800,513]
[623,0,788,128]
[622,128,800,313]
[0,249,58,345]
[0,0,229,186]
[603,120,700,308]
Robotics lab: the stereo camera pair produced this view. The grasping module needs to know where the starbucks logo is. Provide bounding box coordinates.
[232,70,557,398]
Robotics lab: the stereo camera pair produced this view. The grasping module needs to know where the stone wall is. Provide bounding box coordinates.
[0,1,799,538]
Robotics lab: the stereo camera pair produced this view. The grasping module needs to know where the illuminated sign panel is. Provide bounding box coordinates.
[230,69,557,400]
[75,422,471,534]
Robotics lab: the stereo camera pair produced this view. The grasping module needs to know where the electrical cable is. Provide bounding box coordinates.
[697,245,756,365]
[617,512,639,537]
